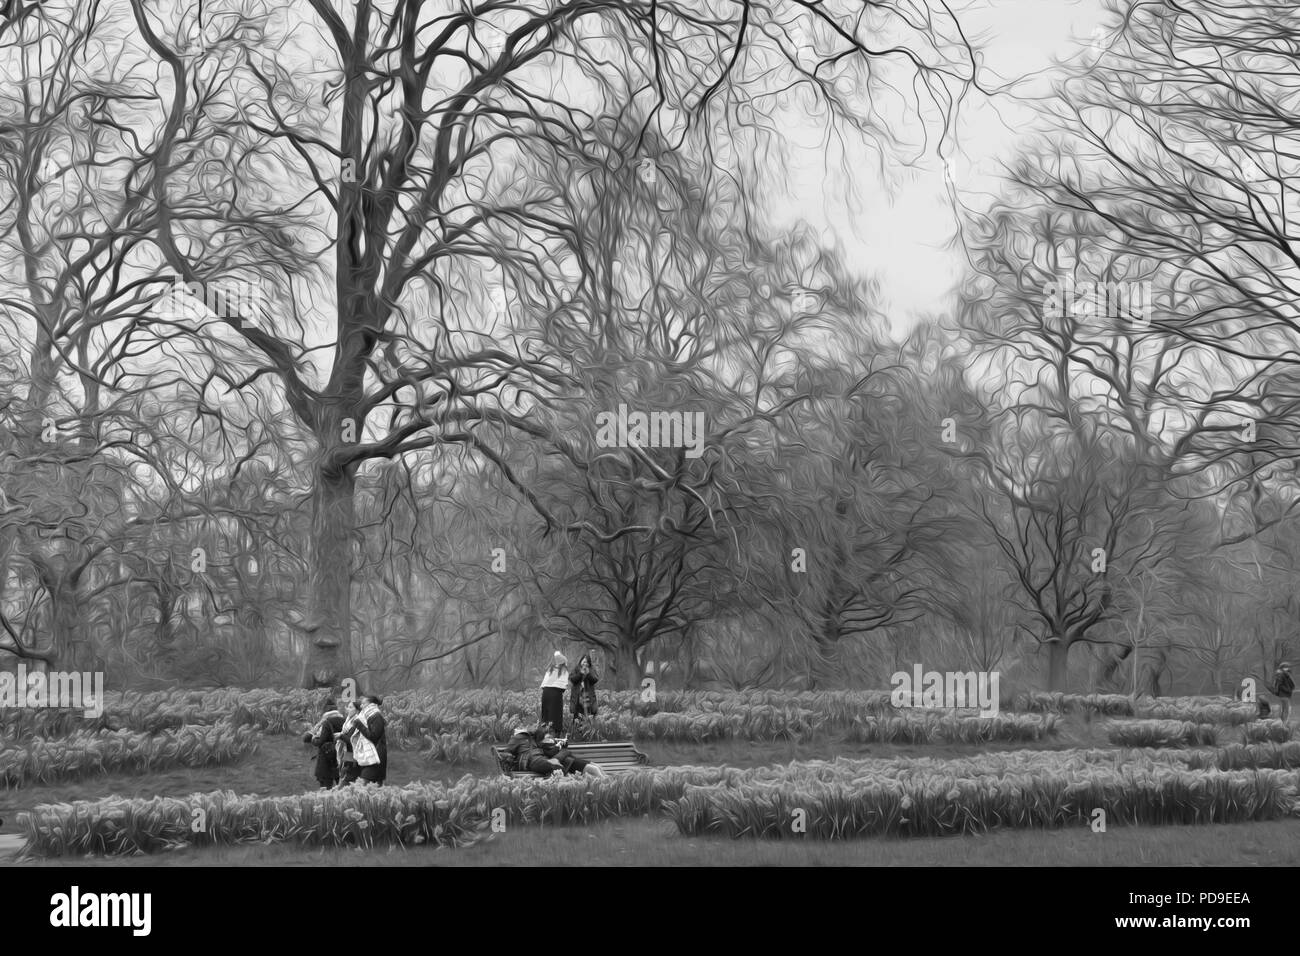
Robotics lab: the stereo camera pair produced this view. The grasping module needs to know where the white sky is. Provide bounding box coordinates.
[769,0,1110,335]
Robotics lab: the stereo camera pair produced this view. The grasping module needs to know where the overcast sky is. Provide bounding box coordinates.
[769,0,1110,335]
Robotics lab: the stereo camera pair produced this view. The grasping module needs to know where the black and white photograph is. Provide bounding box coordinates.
[0,0,1294,929]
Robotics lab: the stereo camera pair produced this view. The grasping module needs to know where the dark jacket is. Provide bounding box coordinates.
[507,726,555,771]
[354,707,388,772]
[569,669,599,717]
[1275,670,1295,698]
[304,710,344,781]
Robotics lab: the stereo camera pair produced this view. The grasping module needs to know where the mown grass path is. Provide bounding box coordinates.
[14,817,1300,867]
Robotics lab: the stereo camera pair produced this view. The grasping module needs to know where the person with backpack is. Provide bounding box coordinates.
[1274,663,1294,721]
[303,699,345,789]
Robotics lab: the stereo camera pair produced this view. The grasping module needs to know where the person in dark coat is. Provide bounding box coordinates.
[569,654,599,727]
[353,695,388,784]
[506,722,605,778]
[1274,663,1294,722]
[303,700,345,789]
[507,722,562,776]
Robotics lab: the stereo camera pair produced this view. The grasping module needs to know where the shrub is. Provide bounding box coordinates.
[1242,720,1296,744]
[664,765,1297,839]
[845,712,1057,745]
[1105,720,1219,748]
[19,783,486,857]
[0,722,259,788]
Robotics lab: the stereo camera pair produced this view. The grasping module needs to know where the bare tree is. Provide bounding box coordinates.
[108,0,976,688]
[957,193,1213,691]
[1033,0,1300,542]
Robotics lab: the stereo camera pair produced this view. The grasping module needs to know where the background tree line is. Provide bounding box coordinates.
[0,0,1293,694]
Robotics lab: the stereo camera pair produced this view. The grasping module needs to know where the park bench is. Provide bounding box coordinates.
[492,740,649,777]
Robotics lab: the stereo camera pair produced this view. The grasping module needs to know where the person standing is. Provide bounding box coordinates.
[303,699,345,789]
[353,695,388,785]
[1274,663,1294,722]
[539,652,569,735]
[336,699,362,785]
[568,654,599,728]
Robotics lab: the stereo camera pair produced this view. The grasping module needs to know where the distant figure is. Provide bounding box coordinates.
[569,653,599,727]
[303,699,345,789]
[1274,663,1294,722]
[354,695,388,785]
[1258,696,1271,720]
[539,652,569,735]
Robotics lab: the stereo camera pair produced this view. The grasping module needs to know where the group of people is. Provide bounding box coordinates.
[538,651,599,737]
[300,652,603,788]
[301,659,1296,788]
[303,695,388,789]
[510,651,607,777]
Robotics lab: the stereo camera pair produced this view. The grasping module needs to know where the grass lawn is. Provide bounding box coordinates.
[2,714,1295,867]
[0,718,1122,818]
[13,817,1300,867]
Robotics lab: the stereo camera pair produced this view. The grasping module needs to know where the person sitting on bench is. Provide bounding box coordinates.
[547,727,606,778]
[506,721,605,778]
[507,722,561,775]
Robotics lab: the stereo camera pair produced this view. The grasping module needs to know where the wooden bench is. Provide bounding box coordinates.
[492,740,649,777]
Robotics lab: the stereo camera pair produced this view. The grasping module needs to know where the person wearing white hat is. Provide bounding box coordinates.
[539,651,570,735]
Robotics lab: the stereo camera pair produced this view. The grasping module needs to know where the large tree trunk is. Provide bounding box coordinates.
[613,639,641,691]
[807,585,845,691]
[43,575,89,671]
[809,633,841,691]
[154,577,179,667]
[810,503,849,690]
[1046,636,1072,692]
[300,462,356,689]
